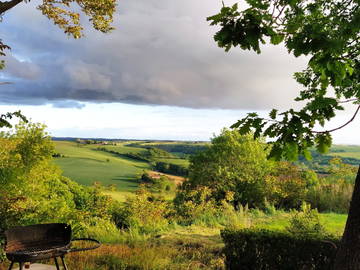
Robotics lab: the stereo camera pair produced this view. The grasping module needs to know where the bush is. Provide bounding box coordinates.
[221,228,339,270]
[139,173,175,193]
[154,162,189,177]
[111,187,170,234]
[174,186,250,228]
[174,186,222,225]
[264,162,311,209]
[286,203,327,238]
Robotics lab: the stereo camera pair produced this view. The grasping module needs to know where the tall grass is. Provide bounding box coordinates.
[306,182,353,213]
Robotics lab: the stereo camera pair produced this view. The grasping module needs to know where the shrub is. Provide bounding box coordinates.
[221,228,339,270]
[264,162,310,209]
[286,203,327,238]
[173,186,222,225]
[154,162,189,177]
[174,186,250,228]
[111,187,170,234]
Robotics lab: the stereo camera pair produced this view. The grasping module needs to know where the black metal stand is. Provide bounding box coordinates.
[54,257,60,270]
[61,255,69,270]
[8,257,68,270]
[7,262,23,270]
[7,261,14,270]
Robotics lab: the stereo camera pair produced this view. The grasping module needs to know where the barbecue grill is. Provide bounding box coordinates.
[4,223,100,270]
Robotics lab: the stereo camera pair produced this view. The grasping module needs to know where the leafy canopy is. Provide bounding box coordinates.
[0,122,113,231]
[184,129,273,207]
[208,0,360,160]
[0,0,116,39]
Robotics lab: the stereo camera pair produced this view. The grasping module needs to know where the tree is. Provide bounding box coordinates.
[0,122,113,232]
[0,0,117,128]
[208,1,359,268]
[184,129,274,208]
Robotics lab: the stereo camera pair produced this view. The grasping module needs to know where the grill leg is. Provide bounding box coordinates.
[54,257,60,270]
[18,262,23,270]
[61,256,69,270]
[7,261,14,270]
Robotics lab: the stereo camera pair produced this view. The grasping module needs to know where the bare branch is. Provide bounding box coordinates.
[312,105,360,134]
[338,98,359,104]
[0,0,23,14]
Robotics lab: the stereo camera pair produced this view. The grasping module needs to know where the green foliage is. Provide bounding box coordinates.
[306,160,354,213]
[209,0,360,160]
[327,157,357,183]
[174,186,224,225]
[154,161,188,177]
[0,111,27,129]
[264,162,317,209]
[221,228,339,270]
[127,142,207,156]
[286,203,327,238]
[140,172,175,193]
[173,185,251,228]
[0,0,115,39]
[0,122,114,237]
[184,129,273,208]
[111,187,170,234]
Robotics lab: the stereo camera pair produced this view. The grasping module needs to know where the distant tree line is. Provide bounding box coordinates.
[52,153,66,158]
[126,143,207,156]
[76,139,117,145]
[297,151,360,173]
[154,162,188,177]
[97,147,176,163]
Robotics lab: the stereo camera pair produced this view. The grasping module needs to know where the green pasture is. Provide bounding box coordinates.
[88,143,147,154]
[329,145,360,159]
[155,157,189,166]
[53,141,150,192]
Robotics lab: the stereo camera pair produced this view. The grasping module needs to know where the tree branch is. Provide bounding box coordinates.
[338,98,359,104]
[0,0,23,14]
[312,105,360,134]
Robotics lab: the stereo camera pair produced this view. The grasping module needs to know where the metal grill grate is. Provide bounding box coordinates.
[5,223,100,270]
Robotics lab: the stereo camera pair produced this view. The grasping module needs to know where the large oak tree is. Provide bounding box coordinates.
[208,0,360,269]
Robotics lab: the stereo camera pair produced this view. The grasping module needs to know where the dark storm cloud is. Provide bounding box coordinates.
[0,0,307,110]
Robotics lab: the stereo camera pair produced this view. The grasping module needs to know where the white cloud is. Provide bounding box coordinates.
[1,0,307,110]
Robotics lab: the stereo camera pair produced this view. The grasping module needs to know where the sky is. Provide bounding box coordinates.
[0,0,359,144]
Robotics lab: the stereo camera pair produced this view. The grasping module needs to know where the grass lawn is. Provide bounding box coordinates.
[252,211,346,236]
[154,157,189,166]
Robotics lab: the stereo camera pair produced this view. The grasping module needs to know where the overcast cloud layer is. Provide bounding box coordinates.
[0,0,308,110]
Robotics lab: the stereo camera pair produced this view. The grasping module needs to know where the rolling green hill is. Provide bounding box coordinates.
[53,141,150,192]
[52,141,191,199]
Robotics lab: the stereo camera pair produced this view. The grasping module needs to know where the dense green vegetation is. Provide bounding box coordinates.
[126,141,208,157]
[209,0,360,267]
[0,123,114,250]
[1,124,359,269]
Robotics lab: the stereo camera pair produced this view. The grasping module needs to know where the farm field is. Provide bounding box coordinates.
[53,141,150,191]
[53,140,190,195]
[328,145,360,159]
